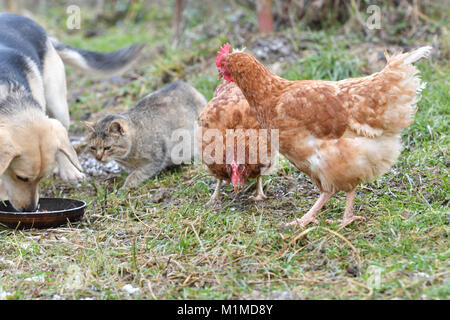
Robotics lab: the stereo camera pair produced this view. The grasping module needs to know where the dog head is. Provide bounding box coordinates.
[0,112,82,211]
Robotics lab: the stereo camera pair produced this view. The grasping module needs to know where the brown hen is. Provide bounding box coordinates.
[217,44,431,227]
[196,81,278,205]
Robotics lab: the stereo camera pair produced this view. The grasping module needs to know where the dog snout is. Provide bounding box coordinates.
[8,182,39,212]
[10,199,38,212]
[20,203,38,212]
[13,194,38,212]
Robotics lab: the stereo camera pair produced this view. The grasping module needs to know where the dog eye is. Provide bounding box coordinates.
[16,175,29,182]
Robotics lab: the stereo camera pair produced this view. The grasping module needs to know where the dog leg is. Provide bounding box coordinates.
[43,40,85,181]
[43,39,71,129]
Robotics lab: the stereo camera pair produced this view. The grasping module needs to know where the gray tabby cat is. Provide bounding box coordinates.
[85,80,207,189]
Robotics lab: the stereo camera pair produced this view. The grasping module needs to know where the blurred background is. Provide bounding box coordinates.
[0,0,447,129]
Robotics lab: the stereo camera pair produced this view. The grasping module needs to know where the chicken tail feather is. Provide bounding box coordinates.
[375,46,432,133]
[389,46,433,65]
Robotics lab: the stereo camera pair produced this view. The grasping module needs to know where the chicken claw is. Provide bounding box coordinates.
[206,198,221,207]
[340,189,365,228]
[286,192,332,229]
[287,216,319,228]
[341,215,366,228]
[250,194,267,201]
[250,176,267,201]
[206,180,222,207]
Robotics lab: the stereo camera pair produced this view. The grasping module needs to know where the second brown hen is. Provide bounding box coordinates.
[196,81,277,206]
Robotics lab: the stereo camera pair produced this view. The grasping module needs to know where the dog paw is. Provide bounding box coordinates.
[55,152,85,182]
[55,167,86,182]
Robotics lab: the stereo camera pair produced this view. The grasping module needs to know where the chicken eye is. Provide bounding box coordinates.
[16,175,29,182]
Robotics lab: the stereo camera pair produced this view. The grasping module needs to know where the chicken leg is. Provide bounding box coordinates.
[206,180,222,206]
[250,176,267,201]
[341,188,366,227]
[287,192,332,228]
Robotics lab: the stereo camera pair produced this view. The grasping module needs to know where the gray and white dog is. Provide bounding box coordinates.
[0,13,144,211]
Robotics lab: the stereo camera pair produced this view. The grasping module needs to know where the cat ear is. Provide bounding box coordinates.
[109,120,128,136]
[83,121,95,133]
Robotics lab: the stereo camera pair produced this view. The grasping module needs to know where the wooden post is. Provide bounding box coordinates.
[257,0,274,34]
[172,0,183,47]
[4,0,19,13]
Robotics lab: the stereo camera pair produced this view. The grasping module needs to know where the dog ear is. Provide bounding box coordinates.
[0,132,17,176]
[51,119,84,173]
[108,119,128,136]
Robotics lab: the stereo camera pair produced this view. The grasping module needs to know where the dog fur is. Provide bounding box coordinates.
[0,13,144,211]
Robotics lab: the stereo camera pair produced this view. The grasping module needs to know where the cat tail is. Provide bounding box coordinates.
[50,38,145,78]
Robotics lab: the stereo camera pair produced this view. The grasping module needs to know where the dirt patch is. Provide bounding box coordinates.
[71,136,122,179]
[152,188,171,203]
[77,153,122,178]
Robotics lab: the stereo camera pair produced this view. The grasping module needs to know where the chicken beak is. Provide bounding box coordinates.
[234,185,238,194]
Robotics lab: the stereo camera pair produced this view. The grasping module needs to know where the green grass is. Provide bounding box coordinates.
[0,3,448,300]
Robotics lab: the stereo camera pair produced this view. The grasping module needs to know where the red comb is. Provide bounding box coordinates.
[216,43,231,68]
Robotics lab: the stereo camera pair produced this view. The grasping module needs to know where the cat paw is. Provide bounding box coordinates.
[120,180,138,192]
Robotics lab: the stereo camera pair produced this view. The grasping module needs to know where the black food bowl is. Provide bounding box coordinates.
[0,198,86,229]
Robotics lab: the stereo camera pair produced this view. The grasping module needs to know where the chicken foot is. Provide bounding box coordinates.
[250,176,267,201]
[287,192,333,228]
[340,188,366,227]
[206,180,222,207]
[287,189,366,228]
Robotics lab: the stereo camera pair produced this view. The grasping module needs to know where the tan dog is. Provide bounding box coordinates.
[0,106,82,211]
[0,13,143,211]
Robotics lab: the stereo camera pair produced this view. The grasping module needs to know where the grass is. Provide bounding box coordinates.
[0,2,448,300]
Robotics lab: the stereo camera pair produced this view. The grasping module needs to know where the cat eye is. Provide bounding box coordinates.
[16,175,29,182]
[90,146,96,151]
[104,146,111,151]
